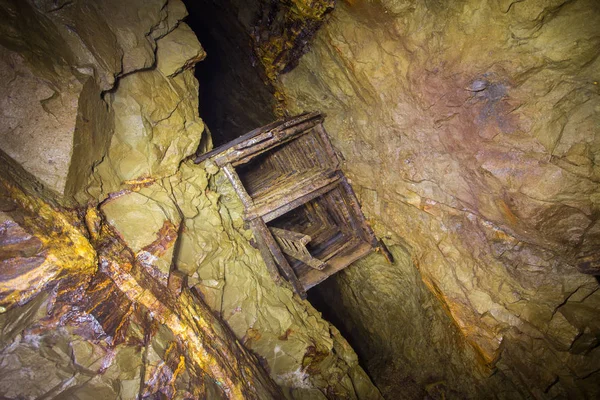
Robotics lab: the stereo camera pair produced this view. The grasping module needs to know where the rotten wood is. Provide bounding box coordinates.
[269,227,325,271]
[339,176,380,248]
[246,175,339,222]
[252,219,307,298]
[198,112,387,292]
[222,163,254,209]
[244,169,339,221]
[225,118,324,167]
[314,123,340,169]
[249,220,284,284]
[194,111,322,164]
[269,227,311,245]
[301,240,374,290]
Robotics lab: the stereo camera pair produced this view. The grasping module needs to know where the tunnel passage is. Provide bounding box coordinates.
[181,0,389,388]
[182,0,276,146]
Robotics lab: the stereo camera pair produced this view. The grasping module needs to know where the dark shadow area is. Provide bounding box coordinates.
[307,286,370,361]
[182,0,276,146]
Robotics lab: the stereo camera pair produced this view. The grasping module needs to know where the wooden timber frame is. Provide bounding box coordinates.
[195,112,393,299]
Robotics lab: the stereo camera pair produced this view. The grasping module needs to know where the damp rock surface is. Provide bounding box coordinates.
[279,0,600,397]
[0,0,380,398]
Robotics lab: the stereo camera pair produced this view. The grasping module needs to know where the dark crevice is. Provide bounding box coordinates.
[182,0,276,146]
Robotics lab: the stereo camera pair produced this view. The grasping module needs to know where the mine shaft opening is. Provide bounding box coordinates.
[182,0,277,147]
[183,0,377,380]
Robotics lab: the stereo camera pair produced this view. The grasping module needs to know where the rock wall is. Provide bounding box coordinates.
[310,245,519,399]
[0,0,190,202]
[279,0,600,398]
[0,160,282,399]
[0,0,381,398]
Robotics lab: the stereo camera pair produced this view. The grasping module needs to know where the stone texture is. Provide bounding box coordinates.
[101,185,181,284]
[0,46,83,197]
[90,66,205,197]
[0,166,283,399]
[170,161,383,399]
[0,1,381,398]
[310,245,522,399]
[278,0,600,397]
[156,23,206,77]
[0,0,192,203]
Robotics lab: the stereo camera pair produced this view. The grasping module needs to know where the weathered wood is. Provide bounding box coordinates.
[338,176,380,247]
[269,227,311,245]
[300,240,373,290]
[249,222,284,284]
[245,169,340,221]
[196,112,385,292]
[314,123,340,169]
[252,219,307,298]
[223,163,254,208]
[269,227,326,271]
[194,111,322,164]
[215,117,325,167]
[234,130,274,150]
[260,180,341,223]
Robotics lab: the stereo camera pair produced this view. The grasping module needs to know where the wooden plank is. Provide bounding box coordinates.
[248,222,284,284]
[246,171,341,222]
[338,176,379,247]
[319,235,354,263]
[217,117,325,167]
[269,227,326,271]
[314,123,340,169]
[259,180,341,223]
[194,111,322,164]
[233,130,274,150]
[300,241,374,290]
[277,242,326,271]
[222,163,254,209]
[269,227,311,245]
[251,219,307,298]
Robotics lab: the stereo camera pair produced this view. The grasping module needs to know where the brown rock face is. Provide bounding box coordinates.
[279,0,600,397]
[0,169,284,399]
[0,0,198,202]
[0,1,382,399]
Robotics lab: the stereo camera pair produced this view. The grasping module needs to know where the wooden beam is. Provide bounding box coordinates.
[269,227,325,271]
[249,224,284,284]
[215,117,325,167]
[314,122,340,169]
[194,111,322,164]
[301,240,373,290]
[248,175,341,222]
[222,163,254,209]
[251,219,307,298]
[338,176,380,248]
[269,227,311,245]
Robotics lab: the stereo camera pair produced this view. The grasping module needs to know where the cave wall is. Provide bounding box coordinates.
[310,245,518,399]
[0,0,381,398]
[279,0,600,398]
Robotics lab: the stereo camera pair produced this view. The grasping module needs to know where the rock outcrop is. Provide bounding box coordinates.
[0,0,380,398]
[278,0,600,397]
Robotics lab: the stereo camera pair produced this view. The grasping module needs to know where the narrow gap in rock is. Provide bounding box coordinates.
[182,0,276,146]
[182,1,380,385]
